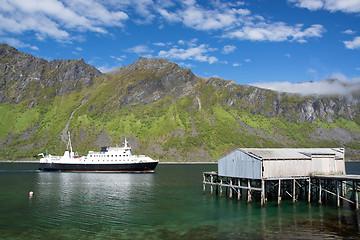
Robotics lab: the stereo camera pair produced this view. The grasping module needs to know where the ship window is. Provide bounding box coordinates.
[107,155,109,157]
[111,155,113,157]
[90,155,92,157]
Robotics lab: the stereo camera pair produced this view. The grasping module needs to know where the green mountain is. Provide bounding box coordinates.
[1,43,360,161]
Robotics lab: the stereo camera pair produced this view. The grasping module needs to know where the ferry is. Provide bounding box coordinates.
[38,133,158,172]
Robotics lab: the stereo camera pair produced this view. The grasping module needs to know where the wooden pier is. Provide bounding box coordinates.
[203,172,360,209]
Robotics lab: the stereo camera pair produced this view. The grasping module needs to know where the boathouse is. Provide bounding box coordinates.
[203,148,360,209]
[218,148,346,179]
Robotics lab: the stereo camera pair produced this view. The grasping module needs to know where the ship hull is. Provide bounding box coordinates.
[39,161,158,173]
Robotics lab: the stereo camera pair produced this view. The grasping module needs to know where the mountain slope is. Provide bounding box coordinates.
[1,44,360,161]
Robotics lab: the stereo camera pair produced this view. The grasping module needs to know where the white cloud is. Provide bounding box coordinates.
[0,37,39,50]
[225,23,325,42]
[0,0,128,42]
[252,72,360,96]
[330,72,347,81]
[343,29,356,35]
[233,63,241,67]
[158,43,218,64]
[1,0,328,46]
[97,64,120,73]
[110,55,126,61]
[222,45,236,54]
[126,44,153,54]
[178,62,196,68]
[157,1,251,32]
[284,53,291,58]
[288,0,324,10]
[157,8,181,22]
[344,36,360,49]
[156,1,325,43]
[153,42,166,47]
[252,79,359,96]
[181,5,239,31]
[289,0,360,13]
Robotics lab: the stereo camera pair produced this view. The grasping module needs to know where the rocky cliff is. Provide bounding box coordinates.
[0,43,102,105]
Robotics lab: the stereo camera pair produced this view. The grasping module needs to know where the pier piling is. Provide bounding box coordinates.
[202,172,360,210]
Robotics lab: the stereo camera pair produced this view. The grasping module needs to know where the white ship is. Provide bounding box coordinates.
[38,133,158,172]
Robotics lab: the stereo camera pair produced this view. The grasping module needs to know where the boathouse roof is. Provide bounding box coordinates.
[240,148,344,161]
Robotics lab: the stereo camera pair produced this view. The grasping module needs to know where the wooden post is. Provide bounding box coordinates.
[220,179,223,197]
[247,179,252,203]
[278,179,281,205]
[210,175,213,195]
[336,180,340,207]
[203,174,206,194]
[261,180,265,206]
[354,182,359,210]
[229,179,233,199]
[319,180,322,205]
[237,179,241,200]
[308,178,311,203]
[293,179,296,203]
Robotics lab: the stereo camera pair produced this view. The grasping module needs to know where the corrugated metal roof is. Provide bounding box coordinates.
[240,148,344,160]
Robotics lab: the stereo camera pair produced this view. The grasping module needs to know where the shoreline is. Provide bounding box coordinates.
[0,160,217,164]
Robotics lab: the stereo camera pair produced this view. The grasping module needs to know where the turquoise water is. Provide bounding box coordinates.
[0,163,360,239]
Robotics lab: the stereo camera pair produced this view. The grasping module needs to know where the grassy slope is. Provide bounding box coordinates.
[1,73,360,161]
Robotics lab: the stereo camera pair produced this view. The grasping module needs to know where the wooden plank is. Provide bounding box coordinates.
[278,179,281,205]
[247,179,252,203]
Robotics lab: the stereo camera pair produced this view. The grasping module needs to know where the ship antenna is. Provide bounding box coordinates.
[124,138,128,148]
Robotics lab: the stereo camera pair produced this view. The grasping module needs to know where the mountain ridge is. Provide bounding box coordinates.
[1,43,360,161]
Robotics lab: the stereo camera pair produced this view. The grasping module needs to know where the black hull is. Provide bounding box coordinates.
[39,162,158,173]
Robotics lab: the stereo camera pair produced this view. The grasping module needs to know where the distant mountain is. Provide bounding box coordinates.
[0,43,101,105]
[1,43,360,161]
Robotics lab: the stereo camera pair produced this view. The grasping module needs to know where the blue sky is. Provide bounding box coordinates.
[1,0,360,94]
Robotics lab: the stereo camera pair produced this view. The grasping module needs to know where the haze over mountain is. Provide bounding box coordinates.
[1,43,360,161]
[252,79,360,96]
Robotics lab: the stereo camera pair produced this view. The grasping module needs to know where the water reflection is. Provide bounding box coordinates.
[33,172,156,236]
[36,172,155,204]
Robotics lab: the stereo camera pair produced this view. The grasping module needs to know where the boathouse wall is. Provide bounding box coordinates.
[262,159,312,178]
[218,149,261,179]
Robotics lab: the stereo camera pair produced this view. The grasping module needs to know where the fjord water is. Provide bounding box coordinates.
[1,163,360,239]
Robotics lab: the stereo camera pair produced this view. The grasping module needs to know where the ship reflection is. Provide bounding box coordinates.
[35,172,156,208]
